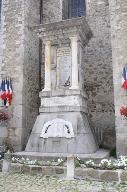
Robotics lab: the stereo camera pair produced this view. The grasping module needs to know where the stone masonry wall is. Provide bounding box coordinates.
[42,0,63,24]
[0,0,25,151]
[0,0,40,151]
[22,0,40,149]
[0,28,2,74]
[109,0,127,156]
[0,0,116,151]
[84,0,115,149]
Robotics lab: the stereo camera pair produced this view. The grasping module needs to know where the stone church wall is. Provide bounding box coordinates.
[0,28,2,78]
[109,0,127,155]
[0,0,40,151]
[22,0,40,149]
[0,0,116,151]
[84,0,115,149]
[42,0,63,23]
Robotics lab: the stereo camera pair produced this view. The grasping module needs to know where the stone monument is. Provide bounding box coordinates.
[25,17,98,155]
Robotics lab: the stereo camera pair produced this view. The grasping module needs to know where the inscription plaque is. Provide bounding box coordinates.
[57,47,71,88]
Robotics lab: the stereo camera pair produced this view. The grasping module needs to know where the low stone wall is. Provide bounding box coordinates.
[8,163,127,183]
[9,164,66,177]
[75,168,122,182]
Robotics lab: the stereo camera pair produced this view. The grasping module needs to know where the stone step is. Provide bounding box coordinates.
[12,149,110,163]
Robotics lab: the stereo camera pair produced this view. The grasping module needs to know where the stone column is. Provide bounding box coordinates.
[69,36,79,90]
[43,41,52,91]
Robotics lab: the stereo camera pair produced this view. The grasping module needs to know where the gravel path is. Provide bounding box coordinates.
[0,173,127,192]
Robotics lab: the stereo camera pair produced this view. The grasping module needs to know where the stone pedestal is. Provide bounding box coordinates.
[26,90,97,154]
[25,17,97,155]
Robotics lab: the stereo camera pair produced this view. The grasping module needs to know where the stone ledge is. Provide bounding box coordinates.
[12,150,110,162]
[39,106,87,113]
[39,89,87,99]
[32,16,92,45]
[8,163,127,183]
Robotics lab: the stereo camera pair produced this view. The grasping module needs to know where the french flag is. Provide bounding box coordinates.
[5,78,10,106]
[0,79,6,100]
[0,78,13,106]
[122,67,127,90]
[6,78,13,105]
[8,78,13,105]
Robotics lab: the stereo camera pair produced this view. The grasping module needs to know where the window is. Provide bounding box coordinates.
[69,0,86,18]
[0,0,2,23]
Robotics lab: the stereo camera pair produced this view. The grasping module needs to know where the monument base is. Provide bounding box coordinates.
[12,150,110,163]
[25,111,97,154]
[25,90,97,154]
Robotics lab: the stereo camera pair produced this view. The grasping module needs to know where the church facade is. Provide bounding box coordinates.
[0,0,127,156]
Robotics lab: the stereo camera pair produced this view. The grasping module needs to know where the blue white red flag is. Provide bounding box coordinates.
[8,78,13,105]
[122,67,127,90]
[0,79,6,100]
[0,78,13,106]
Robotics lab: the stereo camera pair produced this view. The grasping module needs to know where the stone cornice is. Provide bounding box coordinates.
[30,17,92,46]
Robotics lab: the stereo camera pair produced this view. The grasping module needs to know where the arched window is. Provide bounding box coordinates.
[69,0,86,18]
